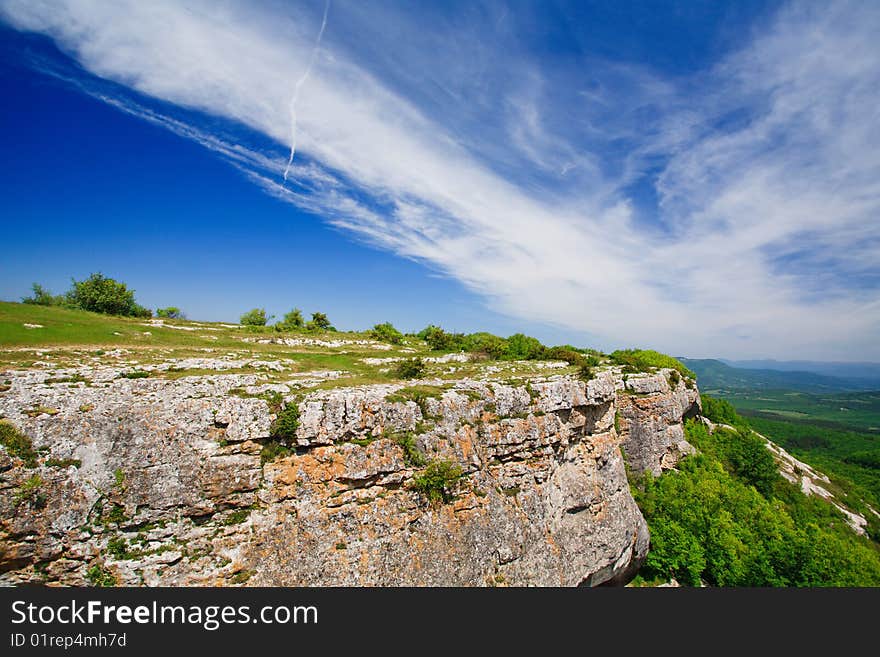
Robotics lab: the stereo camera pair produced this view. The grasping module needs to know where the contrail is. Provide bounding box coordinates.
[283,0,331,182]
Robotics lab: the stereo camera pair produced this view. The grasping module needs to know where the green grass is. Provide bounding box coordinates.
[610,349,695,378]
[0,300,610,401]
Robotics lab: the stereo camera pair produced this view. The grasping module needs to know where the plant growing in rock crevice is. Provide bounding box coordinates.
[0,421,38,467]
[261,396,300,464]
[411,459,463,505]
[86,563,116,587]
[388,431,426,467]
[13,474,47,508]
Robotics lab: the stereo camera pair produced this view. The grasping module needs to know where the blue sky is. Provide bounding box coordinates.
[1,1,878,360]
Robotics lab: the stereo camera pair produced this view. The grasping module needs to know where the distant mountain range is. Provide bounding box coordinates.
[680,358,880,393]
[721,359,880,381]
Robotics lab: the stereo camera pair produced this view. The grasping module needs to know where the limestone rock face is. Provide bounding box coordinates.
[0,367,696,587]
[615,370,701,476]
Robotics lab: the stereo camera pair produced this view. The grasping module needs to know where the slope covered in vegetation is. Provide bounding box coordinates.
[631,401,880,586]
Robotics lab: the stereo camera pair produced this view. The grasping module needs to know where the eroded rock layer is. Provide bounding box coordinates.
[0,367,697,586]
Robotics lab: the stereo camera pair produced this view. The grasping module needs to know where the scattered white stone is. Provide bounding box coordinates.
[22,323,44,329]
[242,336,392,350]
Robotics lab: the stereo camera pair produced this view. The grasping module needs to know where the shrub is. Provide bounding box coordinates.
[0,420,37,468]
[0,421,38,467]
[389,431,426,467]
[370,322,404,345]
[271,402,300,440]
[610,349,695,378]
[260,441,292,464]
[13,474,46,508]
[504,333,545,360]
[240,308,268,326]
[277,308,304,330]
[261,399,299,464]
[86,564,117,587]
[411,460,463,504]
[700,395,744,428]
[67,273,148,317]
[156,307,183,319]
[120,370,150,379]
[22,283,64,306]
[577,364,594,381]
[307,312,333,330]
[461,332,508,359]
[394,358,426,379]
[417,325,464,351]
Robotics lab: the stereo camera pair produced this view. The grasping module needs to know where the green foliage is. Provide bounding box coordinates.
[394,357,426,380]
[686,420,780,498]
[223,508,253,525]
[260,441,292,464]
[86,564,116,587]
[419,325,462,351]
[577,364,594,381]
[13,474,46,508]
[544,346,598,368]
[701,394,745,428]
[22,283,65,307]
[46,457,81,468]
[270,401,300,440]
[370,322,404,344]
[100,503,128,526]
[67,273,150,317]
[845,450,880,469]
[120,370,150,379]
[389,431,426,467]
[0,420,38,467]
[416,325,606,368]
[746,414,880,515]
[504,333,544,360]
[156,307,183,319]
[307,311,333,330]
[106,536,129,559]
[610,349,694,378]
[240,308,268,326]
[462,332,509,359]
[411,459,463,504]
[260,398,299,464]
[276,308,304,330]
[632,420,880,586]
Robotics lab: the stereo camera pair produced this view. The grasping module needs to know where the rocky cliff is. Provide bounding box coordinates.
[0,360,699,586]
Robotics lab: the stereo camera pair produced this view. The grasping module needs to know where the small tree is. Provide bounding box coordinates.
[276,308,304,331]
[370,322,404,344]
[67,273,145,317]
[156,307,183,319]
[240,308,268,326]
[505,333,545,360]
[309,312,332,330]
[22,283,64,307]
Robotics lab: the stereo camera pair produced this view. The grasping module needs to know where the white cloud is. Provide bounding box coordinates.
[2,0,879,359]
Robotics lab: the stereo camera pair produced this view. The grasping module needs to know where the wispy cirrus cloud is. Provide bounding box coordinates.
[1,0,878,359]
